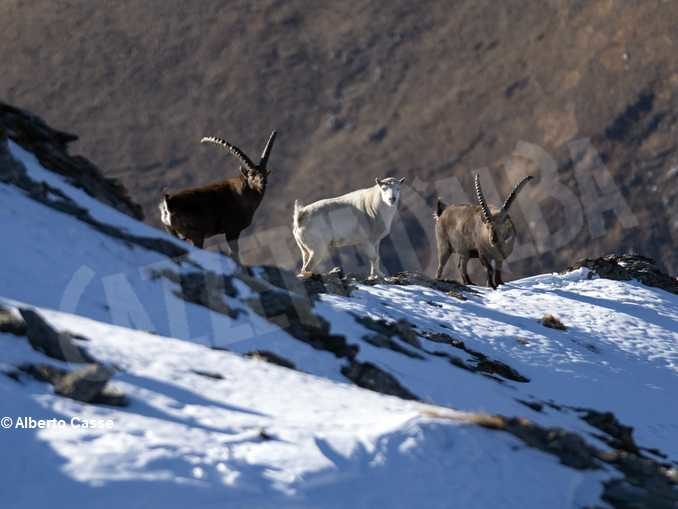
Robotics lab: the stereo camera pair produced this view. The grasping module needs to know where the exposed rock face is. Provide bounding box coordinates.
[0,103,142,220]
[568,254,678,295]
[0,307,27,336]
[0,132,188,260]
[474,415,678,509]
[19,363,128,406]
[245,350,296,370]
[341,361,418,401]
[19,309,97,364]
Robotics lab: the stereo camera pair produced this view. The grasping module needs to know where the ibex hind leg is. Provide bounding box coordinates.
[293,235,312,275]
[304,245,329,275]
[435,241,453,280]
[458,254,473,286]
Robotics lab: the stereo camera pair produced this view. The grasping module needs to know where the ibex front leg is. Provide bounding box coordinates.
[494,260,504,287]
[364,243,384,279]
[480,256,497,290]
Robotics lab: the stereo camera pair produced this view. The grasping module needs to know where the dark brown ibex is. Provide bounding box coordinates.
[159,131,277,262]
[434,174,533,288]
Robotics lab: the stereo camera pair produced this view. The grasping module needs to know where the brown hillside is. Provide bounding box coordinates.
[2,0,677,278]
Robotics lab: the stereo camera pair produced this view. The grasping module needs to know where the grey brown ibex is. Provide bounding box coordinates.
[159,131,277,262]
[434,174,533,288]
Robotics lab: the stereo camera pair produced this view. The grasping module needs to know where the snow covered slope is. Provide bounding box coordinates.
[1,127,676,508]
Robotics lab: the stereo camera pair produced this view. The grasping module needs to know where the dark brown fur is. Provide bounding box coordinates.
[161,131,276,262]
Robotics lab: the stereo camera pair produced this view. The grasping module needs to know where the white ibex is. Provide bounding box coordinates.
[292,177,406,278]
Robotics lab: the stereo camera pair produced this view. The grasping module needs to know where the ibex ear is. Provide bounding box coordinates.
[399,177,406,184]
[375,177,382,186]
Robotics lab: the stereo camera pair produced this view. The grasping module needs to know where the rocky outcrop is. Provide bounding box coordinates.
[0,306,27,336]
[472,414,678,509]
[419,329,530,383]
[341,361,418,401]
[244,350,296,370]
[0,134,188,260]
[568,254,678,295]
[0,103,142,220]
[19,363,127,406]
[19,309,97,364]
[256,267,472,300]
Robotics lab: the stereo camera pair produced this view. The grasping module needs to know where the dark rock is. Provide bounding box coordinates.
[419,329,530,383]
[19,309,97,363]
[53,364,114,403]
[0,102,143,220]
[3,369,22,383]
[18,363,128,406]
[152,269,240,320]
[540,314,567,331]
[341,361,419,400]
[250,265,310,295]
[191,369,225,380]
[246,289,358,360]
[355,315,425,359]
[245,350,296,370]
[385,272,472,300]
[0,307,27,336]
[579,409,640,455]
[369,126,388,143]
[568,254,678,295]
[1,137,187,261]
[478,415,602,470]
[258,268,472,300]
[300,270,356,297]
[474,358,530,383]
[258,265,357,298]
[517,399,544,412]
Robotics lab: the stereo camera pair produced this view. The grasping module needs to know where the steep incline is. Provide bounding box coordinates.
[1,108,677,507]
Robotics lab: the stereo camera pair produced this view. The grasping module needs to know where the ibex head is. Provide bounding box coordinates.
[201,130,277,193]
[474,173,533,258]
[375,177,406,207]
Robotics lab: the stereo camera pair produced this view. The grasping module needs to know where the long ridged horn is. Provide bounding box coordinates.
[474,173,493,224]
[200,136,256,172]
[500,175,534,215]
[259,130,277,169]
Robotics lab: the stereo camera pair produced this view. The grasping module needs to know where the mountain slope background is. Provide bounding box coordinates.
[2,0,678,277]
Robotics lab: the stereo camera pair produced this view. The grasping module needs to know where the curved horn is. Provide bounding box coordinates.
[200,136,256,172]
[259,130,277,169]
[500,175,534,215]
[474,173,493,224]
